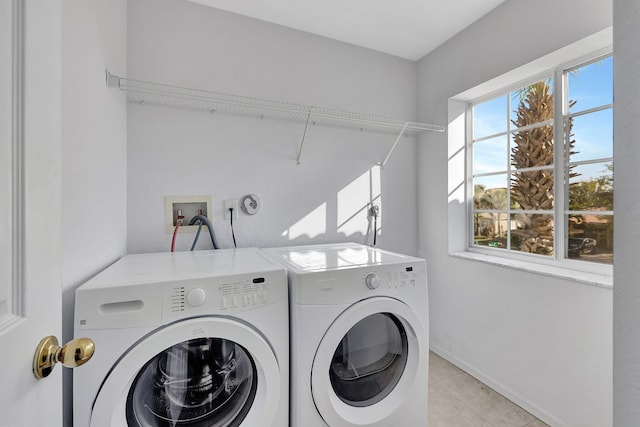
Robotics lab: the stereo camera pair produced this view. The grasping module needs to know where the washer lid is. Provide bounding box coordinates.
[264,243,420,273]
[79,248,283,290]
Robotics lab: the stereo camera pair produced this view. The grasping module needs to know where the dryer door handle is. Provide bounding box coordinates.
[33,336,95,379]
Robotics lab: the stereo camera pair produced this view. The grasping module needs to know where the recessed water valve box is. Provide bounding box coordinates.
[165,195,212,233]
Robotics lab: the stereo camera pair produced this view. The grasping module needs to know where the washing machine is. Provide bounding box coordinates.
[263,243,429,427]
[73,248,288,427]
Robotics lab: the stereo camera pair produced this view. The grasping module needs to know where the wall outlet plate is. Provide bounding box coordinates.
[164,195,212,233]
[224,199,239,219]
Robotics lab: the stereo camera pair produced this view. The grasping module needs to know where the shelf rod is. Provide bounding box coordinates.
[104,71,445,147]
[381,123,408,168]
[297,109,314,165]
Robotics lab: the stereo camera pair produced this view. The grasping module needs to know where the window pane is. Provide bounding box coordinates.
[510,79,554,126]
[511,126,554,169]
[568,162,613,211]
[473,135,508,174]
[568,56,613,114]
[510,169,554,210]
[568,108,612,162]
[474,175,508,210]
[567,214,613,264]
[474,213,507,249]
[473,95,507,139]
[510,213,554,256]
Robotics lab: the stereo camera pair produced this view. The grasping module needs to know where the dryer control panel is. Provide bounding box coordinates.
[290,261,426,305]
[381,268,418,290]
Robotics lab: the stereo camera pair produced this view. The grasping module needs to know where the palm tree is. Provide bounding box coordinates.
[474,184,488,236]
[510,81,576,255]
[474,184,508,240]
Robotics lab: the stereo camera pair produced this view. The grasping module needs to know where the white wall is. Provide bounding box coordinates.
[417,0,613,425]
[61,0,127,425]
[126,0,420,255]
[613,0,640,425]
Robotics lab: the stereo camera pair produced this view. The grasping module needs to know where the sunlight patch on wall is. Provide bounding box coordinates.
[337,165,381,237]
[448,100,469,253]
[448,104,466,202]
[286,202,327,240]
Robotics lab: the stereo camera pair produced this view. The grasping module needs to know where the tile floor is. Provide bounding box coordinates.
[428,351,549,427]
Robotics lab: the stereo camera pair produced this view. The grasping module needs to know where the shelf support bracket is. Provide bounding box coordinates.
[381,122,408,169]
[296,109,314,165]
[105,70,121,88]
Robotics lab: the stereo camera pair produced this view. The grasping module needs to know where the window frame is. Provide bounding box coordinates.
[464,51,613,276]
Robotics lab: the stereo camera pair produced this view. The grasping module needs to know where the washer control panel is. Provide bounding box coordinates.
[164,274,276,321]
[219,278,269,310]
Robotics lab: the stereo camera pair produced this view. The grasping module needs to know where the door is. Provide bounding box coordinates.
[311,297,427,427]
[0,0,63,425]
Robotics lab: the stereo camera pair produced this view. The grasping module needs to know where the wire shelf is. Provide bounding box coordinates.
[106,71,444,165]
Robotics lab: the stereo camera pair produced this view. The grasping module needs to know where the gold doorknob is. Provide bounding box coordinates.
[33,336,95,379]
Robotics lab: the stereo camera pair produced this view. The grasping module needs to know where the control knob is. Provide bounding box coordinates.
[187,288,207,307]
[365,273,381,290]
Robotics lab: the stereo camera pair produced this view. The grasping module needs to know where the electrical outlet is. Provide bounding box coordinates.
[224,199,239,219]
[165,195,212,233]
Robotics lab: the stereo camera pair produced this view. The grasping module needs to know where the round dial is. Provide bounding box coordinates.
[186,288,207,307]
[365,273,381,290]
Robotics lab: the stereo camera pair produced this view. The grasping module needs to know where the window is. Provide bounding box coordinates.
[469,54,613,266]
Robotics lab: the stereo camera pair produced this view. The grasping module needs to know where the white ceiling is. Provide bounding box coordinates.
[189,0,507,61]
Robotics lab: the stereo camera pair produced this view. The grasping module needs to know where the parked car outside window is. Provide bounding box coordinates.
[568,237,597,257]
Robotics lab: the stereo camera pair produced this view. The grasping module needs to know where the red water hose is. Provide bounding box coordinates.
[170,217,183,252]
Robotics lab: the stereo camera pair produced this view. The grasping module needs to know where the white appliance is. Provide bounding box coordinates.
[73,248,288,427]
[263,243,429,427]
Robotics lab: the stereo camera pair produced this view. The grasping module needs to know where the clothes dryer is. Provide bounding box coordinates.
[263,243,429,427]
[73,248,288,427]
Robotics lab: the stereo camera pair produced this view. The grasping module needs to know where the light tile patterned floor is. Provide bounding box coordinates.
[428,351,549,427]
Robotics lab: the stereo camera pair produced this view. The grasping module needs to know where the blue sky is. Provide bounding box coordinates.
[568,56,613,113]
[472,55,613,189]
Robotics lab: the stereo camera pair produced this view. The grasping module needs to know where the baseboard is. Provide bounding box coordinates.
[429,343,565,427]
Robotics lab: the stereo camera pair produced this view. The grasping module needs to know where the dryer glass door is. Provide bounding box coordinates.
[126,337,257,427]
[329,313,407,407]
[311,297,427,427]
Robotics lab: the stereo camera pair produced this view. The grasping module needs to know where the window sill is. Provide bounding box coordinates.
[449,251,613,289]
